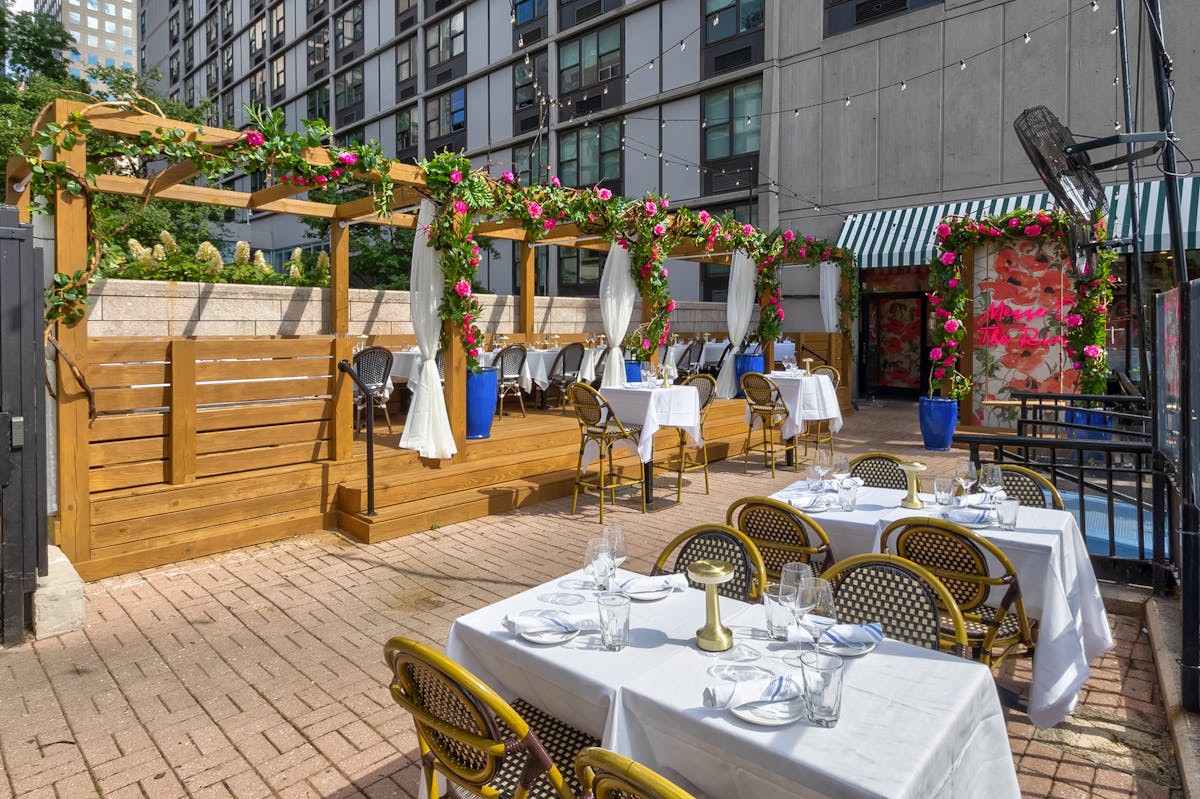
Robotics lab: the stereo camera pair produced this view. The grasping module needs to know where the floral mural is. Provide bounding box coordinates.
[877,298,923,390]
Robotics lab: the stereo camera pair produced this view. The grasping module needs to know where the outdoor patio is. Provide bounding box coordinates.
[0,404,1179,799]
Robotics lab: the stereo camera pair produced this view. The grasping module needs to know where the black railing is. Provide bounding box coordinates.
[337,359,376,517]
[955,393,1176,592]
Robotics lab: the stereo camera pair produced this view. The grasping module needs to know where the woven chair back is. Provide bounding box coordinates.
[681,373,718,414]
[353,346,393,392]
[654,525,763,602]
[849,453,908,490]
[576,747,697,799]
[592,347,614,386]
[726,496,831,580]
[675,341,699,371]
[811,364,840,388]
[568,382,607,428]
[557,342,585,375]
[998,464,1064,509]
[497,345,527,381]
[435,350,445,381]
[712,343,733,372]
[883,520,990,610]
[740,372,777,410]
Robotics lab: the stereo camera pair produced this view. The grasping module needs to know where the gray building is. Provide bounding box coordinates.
[138,0,1197,316]
[34,0,138,87]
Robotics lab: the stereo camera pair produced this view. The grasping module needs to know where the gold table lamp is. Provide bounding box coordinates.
[898,460,927,510]
[687,559,735,652]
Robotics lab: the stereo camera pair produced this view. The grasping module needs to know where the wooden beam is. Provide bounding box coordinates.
[167,338,197,485]
[94,173,340,217]
[5,156,31,221]
[331,337,354,462]
[519,242,535,337]
[334,187,426,221]
[330,220,350,336]
[145,160,200,198]
[361,212,418,228]
[443,320,467,456]
[248,181,311,209]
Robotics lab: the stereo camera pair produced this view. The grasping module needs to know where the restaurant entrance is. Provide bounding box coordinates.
[860,292,930,399]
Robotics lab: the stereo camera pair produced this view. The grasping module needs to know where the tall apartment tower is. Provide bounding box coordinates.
[33,0,139,87]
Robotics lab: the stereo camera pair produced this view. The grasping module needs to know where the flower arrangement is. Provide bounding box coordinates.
[929,208,1115,400]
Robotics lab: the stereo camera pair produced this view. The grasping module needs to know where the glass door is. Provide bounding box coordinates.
[860,293,927,398]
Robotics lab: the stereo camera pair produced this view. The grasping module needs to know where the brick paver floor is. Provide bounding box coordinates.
[0,401,1181,798]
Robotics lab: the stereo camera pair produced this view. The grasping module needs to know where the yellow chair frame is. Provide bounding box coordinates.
[997,463,1066,509]
[726,496,835,579]
[655,373,717,502]
[576,747,697,799]
[799,365,840,457]
[568,382,646,523]
[741,372,801,478]
[652,524,768,602]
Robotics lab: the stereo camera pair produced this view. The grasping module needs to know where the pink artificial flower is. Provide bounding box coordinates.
[453,200,469,214]
[661,198,669,209]
[244,130,265,147]
[465,331,476,345]
[644,201,658,216]
[944,318,961,333]
[945,338,957,348]
[338,151,358,165]
[1065,313,1083,327]
[596,187,612,200]
[661,267,668,277]
[930,347,943,360]
[617,238,629,248]
[330,167,343,178]
[805,235,814,243]
[502,170,516,183]
[1083,344,1103,358]
[666,299,676,312]
[279,175,291,184]
[929,295,941,305]
[1037,213,1052,225]
[936,223,951,240]
[295,177,309,185]
[653,224,666,237]
[822,248,831,260]
[776,307,784,320]
[449,170,463,184]
[948,278,959,288]
[933,368,946,380]
[1008,218,1020,227]
[659,330,669,346]
[463,314,473,324]
[698,210,711,224]
[1096,304,1108,313]
[470,257,480,266]
[640,264,651,278]
[543,219,556,230]
[1073,361,1082,369]
[940,251,957,266]
[742,224,754,236]
[454,279,471,297]
[944,356,955,367]
[782,229,796,242]
[314,174,328,184]
[526,201,543,220]
[1024,224,1043,237]
[935,307,950,319]
[642,338,651,351]
[469,348,479,357]
[798,247,807,258]
[550,175,561,187]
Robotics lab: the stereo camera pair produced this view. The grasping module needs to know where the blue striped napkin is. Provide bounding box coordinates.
[703,676,802,709]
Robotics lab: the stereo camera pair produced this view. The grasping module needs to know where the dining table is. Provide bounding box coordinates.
[594,383,701,506]
[769,482,1113,729]
[747,371,843,440]
[391,346,599,397]
[443,568,1020,799]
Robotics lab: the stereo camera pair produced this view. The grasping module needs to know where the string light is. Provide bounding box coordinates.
[712,15,719,26]
[844,96,851,107]
[1023,32,1031,43]
[959,59,966,70]
[648,60,654,70]
[1091,0,1099,10]
[510,10,516,23]
[793,109,800,117]
[1113,120,1121,130]
[1113,76,1120,86]
[517,35,524,47]
[900,80,907,91]
[679,39,686,52]
[1110,24,1118,34]
[745,115,752,125]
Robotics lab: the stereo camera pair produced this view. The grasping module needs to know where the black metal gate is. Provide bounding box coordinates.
[0,205,48,646]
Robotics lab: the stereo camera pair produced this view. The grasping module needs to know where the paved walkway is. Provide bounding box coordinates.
[0,402,1180,798]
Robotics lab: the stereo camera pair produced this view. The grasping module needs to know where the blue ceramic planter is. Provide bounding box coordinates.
[466,367,499,439]
[625,360,642,383]
[919,396,958,451]
[733,353,765,398]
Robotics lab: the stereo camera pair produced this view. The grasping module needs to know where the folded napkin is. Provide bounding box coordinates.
[503,613,600,636]
[703,676,802,709]
[612,574,689,594]
[788,620,884,646]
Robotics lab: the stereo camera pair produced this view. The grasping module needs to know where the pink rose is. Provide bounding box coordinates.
[948,278,959,288]
[944,319,961,333]
[1073,361,1082,369]
[823,249,831,260]
[449,170,463,184]
[940,251,957,266]
[454,279,471,297]
[742,224,754,235]
[644,201,658,216]
[1096,305,1108,313]
[666,299,676,312]
[465,331,475,345]
[945,339,957,348]
[543,219,556,230]
[776,308,784,320]
[642,338,651,350]
[596,187,612,200]
[805,235,813,243]
[653,224,665,237]
[463,314,473,324]
[661,267,668,277]
[659,330,669,346]
[295,177,309,185]
[661,198,669,209]
[1024,224,1043,237]
[502,170,516,183]
[944,356,955,366]
[930,347,943,360]
[280,175,291,184]
[930,295,941,305]
[526,201,543,219]
[550,175,561,187]
[338,151,358,165]
[314,174,327,184]
[933,368,946,380]
[244,130,265,147]
[1065,313,1083,327]
[453,200,468,214]
[1083,344,1103,358]
[1008,218,1019,227]
[698,210,711,224]
[469,348,479,358]
[798,247,807,258]
[936,223,951,240]
[330,167,343,178]
[782,229,796,242]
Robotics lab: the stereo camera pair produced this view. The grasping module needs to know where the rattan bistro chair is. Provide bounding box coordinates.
[543,342,585,410]
[674,340,701,381]
[881,517,1039,668]
[741,372,801,478]
[384,637,596,799]
[652,524,767,602]
[567,382,645,523]
[822,553,970,656]
[998,464,1066,510]
[496,344,528,418]
[799,365,840,457]
[655,373,717,501]
[849,452,910,491]
[352,346,394,434]
[699,342,733,377]
[590,346,614,389]
[576,747,697,799]
[726,496,835,579]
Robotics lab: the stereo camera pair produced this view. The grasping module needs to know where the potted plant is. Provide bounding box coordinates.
[465,365,499,439]
[922,223,972,450]
[733,334,765,399]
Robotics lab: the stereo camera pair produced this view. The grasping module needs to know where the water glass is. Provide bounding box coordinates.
[837,479,858,511]
[800,650,845,728]
[933,477,956,506]
[603,525,627,568]
[584,538,614,591]
[764,583,799,641]
[780,562,814,591]
[597,592,631,651]
[805,468,824,494]
[998,498,1021,531]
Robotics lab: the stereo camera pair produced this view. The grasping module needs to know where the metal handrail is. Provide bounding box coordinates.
[338,359,376,517]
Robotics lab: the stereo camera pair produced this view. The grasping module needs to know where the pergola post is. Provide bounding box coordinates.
[519,241,535,338]
[443,320,467,455]
[50,100,92,563]
[330,219,353,461]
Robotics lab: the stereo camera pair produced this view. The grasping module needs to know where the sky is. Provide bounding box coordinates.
[12,0,37,10]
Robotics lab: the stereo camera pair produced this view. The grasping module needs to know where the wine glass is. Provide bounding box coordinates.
[830,455,851,485]
[784,578,836,666]
[780,562,814,592]
[955,461,978,506]
[812,452,832,492]
[979,464,1004,508]
[603,525,627,569]
[584,538,614,591]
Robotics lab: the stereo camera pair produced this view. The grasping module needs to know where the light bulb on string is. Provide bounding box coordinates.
[603,86,608,94]
[510,9,516,23]
[844,96,851,107]
[959,59,966,70]
[1110,25,1118,35]
[518,35,524,47]
[745,115,752,125]
[1114,120,1121,130]
[524,53,530,65]
[1023,32,1031,43]
[680,39,686,52]
[900,80,907,91]
[1091,0,1099,10]
[712,15,719,26]
[648,60,654,70]
[1113,76,1120,86]
[793,108,800,117]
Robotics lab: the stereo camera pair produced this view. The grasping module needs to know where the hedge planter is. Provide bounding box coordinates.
[466,367,499,439]
[919,396,959,451]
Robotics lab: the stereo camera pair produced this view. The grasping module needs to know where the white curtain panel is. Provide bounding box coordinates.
[399,200,457,459]
[819,261,841,334]
[599,245,635,387]
[717,248,756,398]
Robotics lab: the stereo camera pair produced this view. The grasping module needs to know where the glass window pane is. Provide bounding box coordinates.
[562,254,578,285]
[732,124,759,155]
[559,42,579,69]
[600,151,620,180]
[705,0,734,11]
[600,122,620,150]
[706,126,730,159]
[732,81,761,117]
[579,255,601,282]
[740,0,764,30]
[598,24,620,54]
[705,91,730,125]
[561,67,579,92]
[581,33,598,71]
[560,133,577,160]
[708,11,734,41]
[450,11,464,34]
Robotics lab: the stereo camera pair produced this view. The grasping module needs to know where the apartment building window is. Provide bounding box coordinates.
[168,13,179,42]
[106,38,117,52]
[334,67,364,110]
[396,107,417,151]
[87,15,99,28]
[703,79,761,160]
[222,93,234,125]
[270,3,285,38]
[184,77,195,105]
[308,0,324,8]
[396,37,415,81]
[103,2,114,13]
[205,62,218,92]
[426,87,465,139]
[121,24,132,37]
[271,55,285,92]
[340,128,366,147]
[515,0,546,24]
[249,17,266,56]
[169,53,180,82]
[514,50,546,109]
[558,121,621,188]
[559,249,602,295]
[122,7,132,19]
[307,29,328,68]
[426,11,465,67]
[220,0,233,31]
[68,11,80,23]
[221,44,233,76]
[86,33,98,47]
[514,139,548,185]
[335,4,363,51]
[397,0,416,8]
[123,44,133,56]
[183,1,193,28]
[558,22,620,93]
[705,0,763,43]
[307,86,329,120]
[205,17,217,47]
[250,67,266,105]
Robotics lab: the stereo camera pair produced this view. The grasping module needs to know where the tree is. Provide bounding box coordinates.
[303,185,416,290]
[0,7,77,82]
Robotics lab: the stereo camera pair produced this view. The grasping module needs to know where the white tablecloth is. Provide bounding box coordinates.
[389,349,424,385]
[444,569,1019,799]
[597,384,702,465]
[772,341,796,362]
[701,341,730,365]
[768,484,1113,728]
[744,372,843,438]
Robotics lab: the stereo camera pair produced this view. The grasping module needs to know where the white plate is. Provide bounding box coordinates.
[518,628,580,645]
[707,663,776,682]
[821,641,876,658]
[787,496,834,514]
[623,587,672,602]
[730,698,807,726]
[537,592,587,606]
[943,509,993,528]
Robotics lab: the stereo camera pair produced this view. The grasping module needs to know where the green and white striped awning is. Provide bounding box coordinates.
[837,177,1198,268]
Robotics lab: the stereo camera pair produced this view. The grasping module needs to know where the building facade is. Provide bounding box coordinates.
[34,0,138,87]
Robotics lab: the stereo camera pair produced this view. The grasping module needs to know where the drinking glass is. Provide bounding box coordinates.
[830,455,851,484]
[933,476,956,506]
[639,364,651,384]
[584,538,614,591]
[805,467,824,494]
[784,578,836,666]
[837,480,858,511]
[603,525,627,568]
[597,592,631,651]
[780,562,814,592]
[800,651,844,728]
[955,461,978,505]
[979,464,1004,507]
[998,498,1021,531]
[812,452,832,492]
[763,583,799,641]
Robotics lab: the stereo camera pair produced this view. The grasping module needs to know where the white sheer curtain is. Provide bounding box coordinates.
[599,245,635,387]
[399,200,457,459]
[819,261,841,333]
[717,248,755,398]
